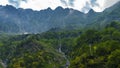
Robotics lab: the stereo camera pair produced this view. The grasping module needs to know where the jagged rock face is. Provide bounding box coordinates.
[0,2,120,34]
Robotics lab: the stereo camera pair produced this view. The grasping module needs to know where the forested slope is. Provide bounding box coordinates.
[0,21,120,68]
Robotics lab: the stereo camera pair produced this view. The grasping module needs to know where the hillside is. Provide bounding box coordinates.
[0,34,67,68]
[0,21,120,68]
[69,21,120,68]
[0,2,120,33]
[0,1,120,68]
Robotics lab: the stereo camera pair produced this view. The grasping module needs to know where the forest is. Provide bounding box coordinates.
[0,21,120,68]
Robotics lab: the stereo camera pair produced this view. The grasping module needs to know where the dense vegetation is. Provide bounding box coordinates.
[0,34,66,68]
[69,21,120,68]
[0,21,120,68]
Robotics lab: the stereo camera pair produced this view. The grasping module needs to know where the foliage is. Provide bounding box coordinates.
[0,21,120,68]
[69,21,120,68]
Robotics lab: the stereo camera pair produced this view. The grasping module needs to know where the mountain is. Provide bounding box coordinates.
[87,1,120,29]
[0,2,120,34]
[0,5,85,33]
[1,2,120,68]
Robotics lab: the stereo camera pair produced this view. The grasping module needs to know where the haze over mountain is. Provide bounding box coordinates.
[0,1,120,34]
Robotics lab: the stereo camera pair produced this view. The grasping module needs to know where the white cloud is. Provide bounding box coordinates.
[93,0,120,12]
[20,0,64,10]
[0,0,120,13]
[0,0,9,5]
[74,0,89,11]
[104,0,120,8]
[92,0,105,12]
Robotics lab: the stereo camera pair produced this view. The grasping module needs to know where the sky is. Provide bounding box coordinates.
[0,0,120,13]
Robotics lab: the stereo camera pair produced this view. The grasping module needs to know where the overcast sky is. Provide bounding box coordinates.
[0,0,120,13]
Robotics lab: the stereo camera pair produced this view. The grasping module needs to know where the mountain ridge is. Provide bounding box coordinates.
[0,2,120,34]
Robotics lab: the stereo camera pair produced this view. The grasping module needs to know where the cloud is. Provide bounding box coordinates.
[81,2,91,13]
[104,0,120,8]
[90,0,99,7]
[60,0,75,7]
[0,0,120,13]
[60,0,67,6]
[91,0,104,12]
[68,0,75,6]
[0,0,9,5]
[8,0,27,8]
[92,0,120,12]
[20,0,63,10]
